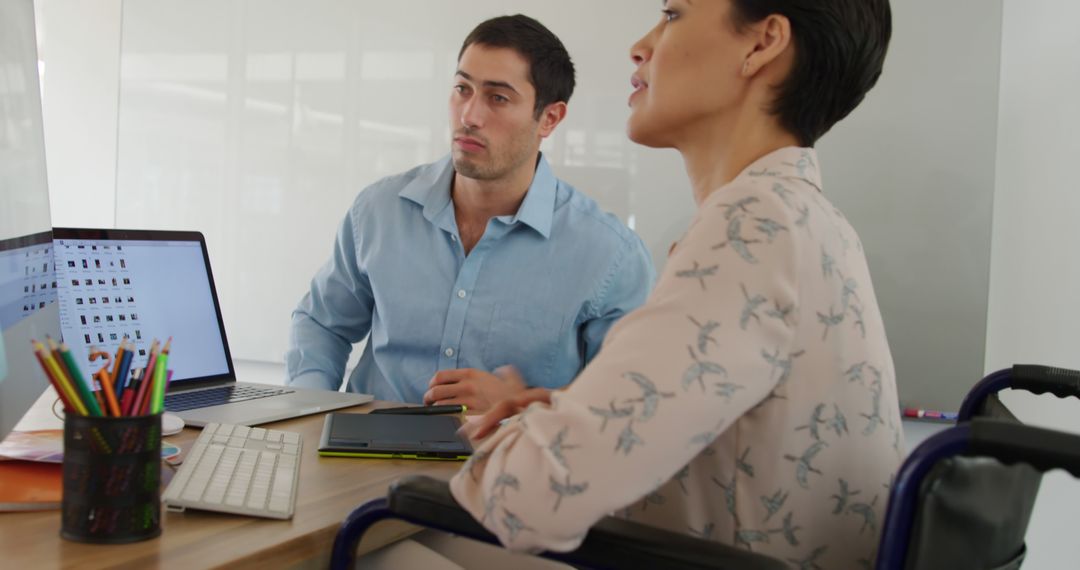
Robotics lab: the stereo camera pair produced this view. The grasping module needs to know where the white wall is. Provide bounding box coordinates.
[817,0,1002,411]
[985,1,1080,567]
[35,0,121,228]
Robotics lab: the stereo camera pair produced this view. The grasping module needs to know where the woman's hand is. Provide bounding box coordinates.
[459,387,553,441]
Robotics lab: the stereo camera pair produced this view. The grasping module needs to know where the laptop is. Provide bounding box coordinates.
[50,227,372,426]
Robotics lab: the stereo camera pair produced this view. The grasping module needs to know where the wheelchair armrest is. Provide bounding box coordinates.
[971,418,1080,479]
[387,475,496,541]
[387,475,787,570]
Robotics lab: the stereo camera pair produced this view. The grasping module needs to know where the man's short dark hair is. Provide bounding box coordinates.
[459,14,576,119]
[731,0,892,147]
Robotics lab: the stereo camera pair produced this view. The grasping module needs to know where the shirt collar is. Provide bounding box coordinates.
[398,153,557,239]
[507,154,556,239]
[736,146,823,192]
[399,155,456,229]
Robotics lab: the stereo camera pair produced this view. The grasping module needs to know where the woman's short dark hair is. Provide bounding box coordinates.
[731,0,892,147]
[459,15,576,119]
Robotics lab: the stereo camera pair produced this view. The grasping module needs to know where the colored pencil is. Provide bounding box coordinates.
[111,341,128,396]
[114,341,135,401]
[46,336,72,379]
[149,338,171,415]
[56,339,103,417]
[45,337,81,412]
[31,340,77,412]
[36,339,86,415]
[95,367,121,417]
[32,340,88,416]
[120,390,136,417]
[132,340,160,416]
[87,346,115,415]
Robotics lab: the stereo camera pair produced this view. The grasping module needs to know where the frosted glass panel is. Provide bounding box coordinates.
[1,0,58,441]
[115,0,996,412]
[0,0,51,239]
[115,0,692,364]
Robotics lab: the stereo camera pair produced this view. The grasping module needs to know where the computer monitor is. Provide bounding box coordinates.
[0,0,60,441]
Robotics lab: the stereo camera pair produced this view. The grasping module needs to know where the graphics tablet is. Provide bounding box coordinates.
[318,412,472,461]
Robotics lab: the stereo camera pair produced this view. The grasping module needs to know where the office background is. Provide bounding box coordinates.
[43,0,999,412]
[25,0,1080,567]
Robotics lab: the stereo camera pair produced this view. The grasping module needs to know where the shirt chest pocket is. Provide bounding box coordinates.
[483,302,568,385]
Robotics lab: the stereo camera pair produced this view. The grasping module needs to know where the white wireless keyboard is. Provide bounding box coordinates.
[163,422,302,520]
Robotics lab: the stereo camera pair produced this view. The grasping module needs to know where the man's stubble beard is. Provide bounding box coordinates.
[451,125,539,182]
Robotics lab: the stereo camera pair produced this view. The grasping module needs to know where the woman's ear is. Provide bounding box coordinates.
[740,14,792,77]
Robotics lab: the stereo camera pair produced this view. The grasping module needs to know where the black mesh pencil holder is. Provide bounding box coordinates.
[61,413,162,543]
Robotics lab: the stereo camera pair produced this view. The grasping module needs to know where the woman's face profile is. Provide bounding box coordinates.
[627,0,755,149]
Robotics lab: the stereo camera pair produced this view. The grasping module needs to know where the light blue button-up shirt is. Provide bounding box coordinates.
[286,154,655,403]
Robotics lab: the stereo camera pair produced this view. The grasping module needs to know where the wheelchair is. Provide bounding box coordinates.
[331,365,1080,570]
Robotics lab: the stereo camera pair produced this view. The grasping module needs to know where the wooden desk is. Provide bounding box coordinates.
[0,401,462,569]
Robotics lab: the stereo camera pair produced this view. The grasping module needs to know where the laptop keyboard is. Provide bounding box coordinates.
[165,385,295,412]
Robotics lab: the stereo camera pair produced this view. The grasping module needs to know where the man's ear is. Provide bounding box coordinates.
[537,101,568,138]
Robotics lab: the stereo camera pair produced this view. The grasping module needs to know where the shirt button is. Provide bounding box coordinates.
[451,235,459,242]
[444,348,455,357]
[457,289,467,299]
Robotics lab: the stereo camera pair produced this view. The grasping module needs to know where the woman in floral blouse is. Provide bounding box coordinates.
[451,1,901,568]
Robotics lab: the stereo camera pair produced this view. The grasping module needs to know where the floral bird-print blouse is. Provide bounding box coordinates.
[451,147,904,569]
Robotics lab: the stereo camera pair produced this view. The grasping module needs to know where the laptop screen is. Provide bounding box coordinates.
[51,229,233,388]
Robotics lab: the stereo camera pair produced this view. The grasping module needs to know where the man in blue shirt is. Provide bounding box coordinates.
[286,15,654,411]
